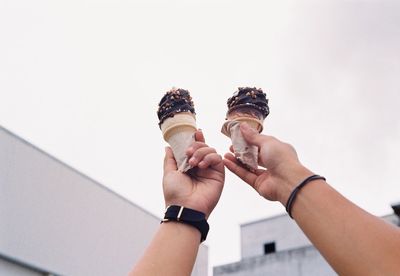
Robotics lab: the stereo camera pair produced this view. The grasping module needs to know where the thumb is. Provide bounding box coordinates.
[240,122,264,147]
[163,146,177,174]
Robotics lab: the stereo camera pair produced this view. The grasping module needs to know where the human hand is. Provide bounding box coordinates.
[223,123,313,204]
[163,130,225,218]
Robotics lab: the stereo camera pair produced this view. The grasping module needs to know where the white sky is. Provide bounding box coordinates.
[1,0,400,270]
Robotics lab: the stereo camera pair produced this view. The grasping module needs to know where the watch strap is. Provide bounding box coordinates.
[162,205,209,242]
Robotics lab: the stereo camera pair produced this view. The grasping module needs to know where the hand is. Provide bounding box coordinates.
[163,130,225,218]
[223,123,313,204]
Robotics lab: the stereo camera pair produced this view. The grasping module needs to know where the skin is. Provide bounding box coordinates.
[224,123,400,276]
[130,130,224,276]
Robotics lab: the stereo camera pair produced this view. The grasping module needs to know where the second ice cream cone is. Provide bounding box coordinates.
[221,87,270,171]
[227,115,263,132]
[221,118,260,171]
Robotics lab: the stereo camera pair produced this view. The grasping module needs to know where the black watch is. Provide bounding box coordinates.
[162,205,209,242]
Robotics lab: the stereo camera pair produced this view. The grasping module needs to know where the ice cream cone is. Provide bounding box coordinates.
[161,112,197,141]
[161,112,197,172]
[157,88,197,173]
[221,118,260,171]
[221,87,270,171]
[223,114,264,133]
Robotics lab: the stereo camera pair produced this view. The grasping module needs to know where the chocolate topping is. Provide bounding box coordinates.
[157,88,196,126]
[227,87,269,119]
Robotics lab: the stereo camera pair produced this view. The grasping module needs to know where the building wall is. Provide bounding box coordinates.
[0,126,207,276]
[241,214,311,258]
[214,246,336,276]
[0,257,43,276]
[214,214,335,276]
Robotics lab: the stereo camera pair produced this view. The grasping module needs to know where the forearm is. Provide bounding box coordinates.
[279,166,400,275]
[130,222,200,276]
[228,125,400,274]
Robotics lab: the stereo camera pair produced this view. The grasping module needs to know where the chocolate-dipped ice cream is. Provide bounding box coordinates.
[158,88,195,127]
[158,88,197,172]
[222,87,270,170]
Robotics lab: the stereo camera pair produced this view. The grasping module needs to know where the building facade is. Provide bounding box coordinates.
[214,203,399,276]
[0,126,208,276]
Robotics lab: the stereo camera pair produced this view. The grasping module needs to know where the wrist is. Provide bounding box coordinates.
[164,200,212,219]
[160,220,201,239]
[162,205,209,242]
[274,162,314,205]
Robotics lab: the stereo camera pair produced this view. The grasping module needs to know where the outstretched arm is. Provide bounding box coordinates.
[224,123,400,276]
[130,130,224,276]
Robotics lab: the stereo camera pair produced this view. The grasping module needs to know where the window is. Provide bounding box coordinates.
[263,242,276,255]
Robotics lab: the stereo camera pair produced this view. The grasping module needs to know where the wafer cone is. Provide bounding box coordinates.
[229,115,263,132]
[161,112,197,172]
[222,87,269,171]
[221,115,264,171]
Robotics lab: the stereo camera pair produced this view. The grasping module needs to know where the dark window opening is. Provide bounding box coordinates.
[263,242,276,255]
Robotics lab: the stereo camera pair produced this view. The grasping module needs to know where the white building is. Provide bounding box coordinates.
[0,126,208,276]
[214,202,399,275]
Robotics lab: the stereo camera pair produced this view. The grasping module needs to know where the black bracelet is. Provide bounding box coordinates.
[285,174,326,218]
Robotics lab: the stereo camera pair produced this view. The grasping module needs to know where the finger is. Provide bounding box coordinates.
[223,153,258,187]
[225,153,266,175]
[163,146,177,174]
[224,152,237,163]
[195,129,205,143]
[240,123,267,147]
[186,141,208,157]
[198,153,222,169]
[229,145,234,153]
[189,147,216,167]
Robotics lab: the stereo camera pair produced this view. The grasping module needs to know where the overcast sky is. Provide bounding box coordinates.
[1,0,400,269]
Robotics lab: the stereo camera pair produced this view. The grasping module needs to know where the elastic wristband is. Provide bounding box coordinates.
[285,175,326,218]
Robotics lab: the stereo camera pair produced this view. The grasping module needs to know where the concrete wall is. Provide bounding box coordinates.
[0,126,207,275]
[214,246,336,276]
[0,256,44,276]
[240,214,311,259]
